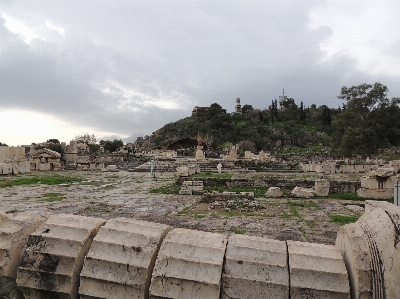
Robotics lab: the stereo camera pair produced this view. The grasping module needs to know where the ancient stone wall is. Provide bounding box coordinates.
[178,176,360,194]
[0,201,399,298]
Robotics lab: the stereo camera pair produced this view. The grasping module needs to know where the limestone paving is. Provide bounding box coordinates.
[0,171,366,245]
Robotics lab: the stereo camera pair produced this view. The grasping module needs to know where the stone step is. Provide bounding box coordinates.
[79,218,170,299]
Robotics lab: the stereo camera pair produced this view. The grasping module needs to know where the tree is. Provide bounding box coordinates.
[300,101,306,123]
[0,142,8,146]
[331,83,400,156]
[72,133,97,145]
[242,104,254,113]
[103,139,124,153]
[47,143,64,155]
[321,105,331,126]
[47,139,60,144]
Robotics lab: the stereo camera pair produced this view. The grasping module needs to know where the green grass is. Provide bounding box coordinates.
[289,205,311,227]
[150,184,181,194]
[327,193,362,201]
[233,228,247,234]
[194,214,206,219]
[6,209,17,214]
[280,209,291,220]
[0,175,83,188]
[327,192,393,203]
[329,215,359,226]
[104,175,119,179]
[43,192,65,202]
[193,172,233,179]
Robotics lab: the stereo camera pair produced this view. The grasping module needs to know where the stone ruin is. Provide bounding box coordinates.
[0,200,399,298]
[289,179,330,198]
[195,145,205,160]
[0,146,31,175]
[357,167,399,199]
[301,158,400,175]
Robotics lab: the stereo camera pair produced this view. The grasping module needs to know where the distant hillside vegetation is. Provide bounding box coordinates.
[137,83,400,157]
[147,102,336,153]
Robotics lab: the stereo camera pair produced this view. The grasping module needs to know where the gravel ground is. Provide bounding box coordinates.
[0,170,366,245]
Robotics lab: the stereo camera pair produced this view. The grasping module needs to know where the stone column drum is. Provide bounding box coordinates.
[16,214,105,299]
[221,234,289,298]
[79,218,170,299]
[149,228,228,299]
[0,211,50,299]
[288,241,350,299]
[336,200,400,299]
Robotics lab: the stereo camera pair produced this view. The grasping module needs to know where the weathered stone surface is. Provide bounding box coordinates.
[1,163,12,175]
[149,228,227,299]
[182,180,193,187]
[221,234,289,299]
[177,166,190,177]
[336,223,372,299]
[79,218,170,299]
[106,165,119,172]
[288,241,350,299]
[0,210,9,223]
[0,211,49,299]
[369,167,395,177]
[0,276,23,299]
[179,189,193,195]
[265,187,283,198]
[0,211,50,278]
[17,214,105,299]
[315,179,330,196]
[356,187,393,199]
[360,176,379,189]
[356,201,400,299]
[290,186,314,198]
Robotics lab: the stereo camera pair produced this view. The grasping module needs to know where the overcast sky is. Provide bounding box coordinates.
[1,0,399,146]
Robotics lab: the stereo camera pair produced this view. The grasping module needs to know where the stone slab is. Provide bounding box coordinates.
[16,214,105,299]
[288,241,350,299]
[265,187,283,198]
[221,234,289,299]
[149,228,227,299]
[290,186,315,198]
[79,218,170,299]
[356,187,393,199]
[315,179,330,196]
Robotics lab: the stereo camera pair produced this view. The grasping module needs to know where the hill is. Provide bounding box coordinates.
[134,83,400,157]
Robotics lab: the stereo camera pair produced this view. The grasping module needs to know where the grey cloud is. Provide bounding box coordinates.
[1,0,399,141]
